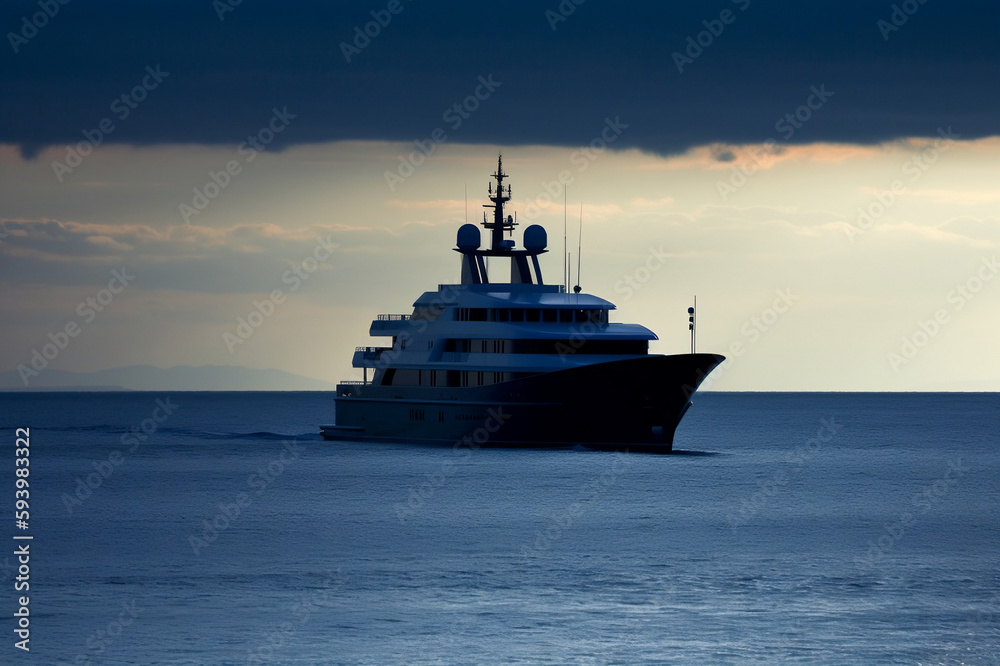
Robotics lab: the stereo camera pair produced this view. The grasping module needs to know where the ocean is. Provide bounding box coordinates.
[1,391,997,664]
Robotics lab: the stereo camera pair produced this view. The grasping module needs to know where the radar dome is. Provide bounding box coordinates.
[456,224,481,251]
[523,224,547,252]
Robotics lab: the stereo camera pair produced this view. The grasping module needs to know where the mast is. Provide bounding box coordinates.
[457,157,547,285]
[482,154,515,251]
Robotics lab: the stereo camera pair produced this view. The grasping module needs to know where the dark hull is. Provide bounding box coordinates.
[321,353,724,451]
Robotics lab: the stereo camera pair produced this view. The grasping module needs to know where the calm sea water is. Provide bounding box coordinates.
[0,391,997,665]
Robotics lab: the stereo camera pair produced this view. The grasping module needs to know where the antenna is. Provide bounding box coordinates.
[464,182,467,224]
[574,203,583,292]
[563,187,568,292]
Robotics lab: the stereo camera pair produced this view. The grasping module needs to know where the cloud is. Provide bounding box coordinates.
[2,1,999,158]
[0,218,358,291]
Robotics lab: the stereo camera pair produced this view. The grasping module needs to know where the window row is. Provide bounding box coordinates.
[442,338,648,355]
[382,368,530,387]
[453,307,608,324]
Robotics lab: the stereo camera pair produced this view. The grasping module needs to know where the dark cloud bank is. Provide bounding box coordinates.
[2,0,998,158]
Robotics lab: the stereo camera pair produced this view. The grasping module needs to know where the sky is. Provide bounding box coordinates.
[1,0,998,391]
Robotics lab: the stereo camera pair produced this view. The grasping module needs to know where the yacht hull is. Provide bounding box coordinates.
[321,353,724,451]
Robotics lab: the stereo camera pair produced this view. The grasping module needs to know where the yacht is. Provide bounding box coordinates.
[321,156,724,451]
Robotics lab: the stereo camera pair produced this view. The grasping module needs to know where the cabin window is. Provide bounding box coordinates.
[470,308,488,321]
[526,309,540,322]
[444,339,471,353]
[388,369,419,386]
[510,309,524,322]
[542,309,557,323]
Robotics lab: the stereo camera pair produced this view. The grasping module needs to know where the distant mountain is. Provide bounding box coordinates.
[0,365,338,391]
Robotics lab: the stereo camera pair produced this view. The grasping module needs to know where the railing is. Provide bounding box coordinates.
[376,314,411,321]
[337,381,366,385]
[354,346,391,361]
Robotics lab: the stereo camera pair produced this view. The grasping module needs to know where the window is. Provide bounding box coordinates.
[526,309,540,322]
[542,309,557,323]
[507,339,648,355]
[511,309,524,322]
[444,339,471,353]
